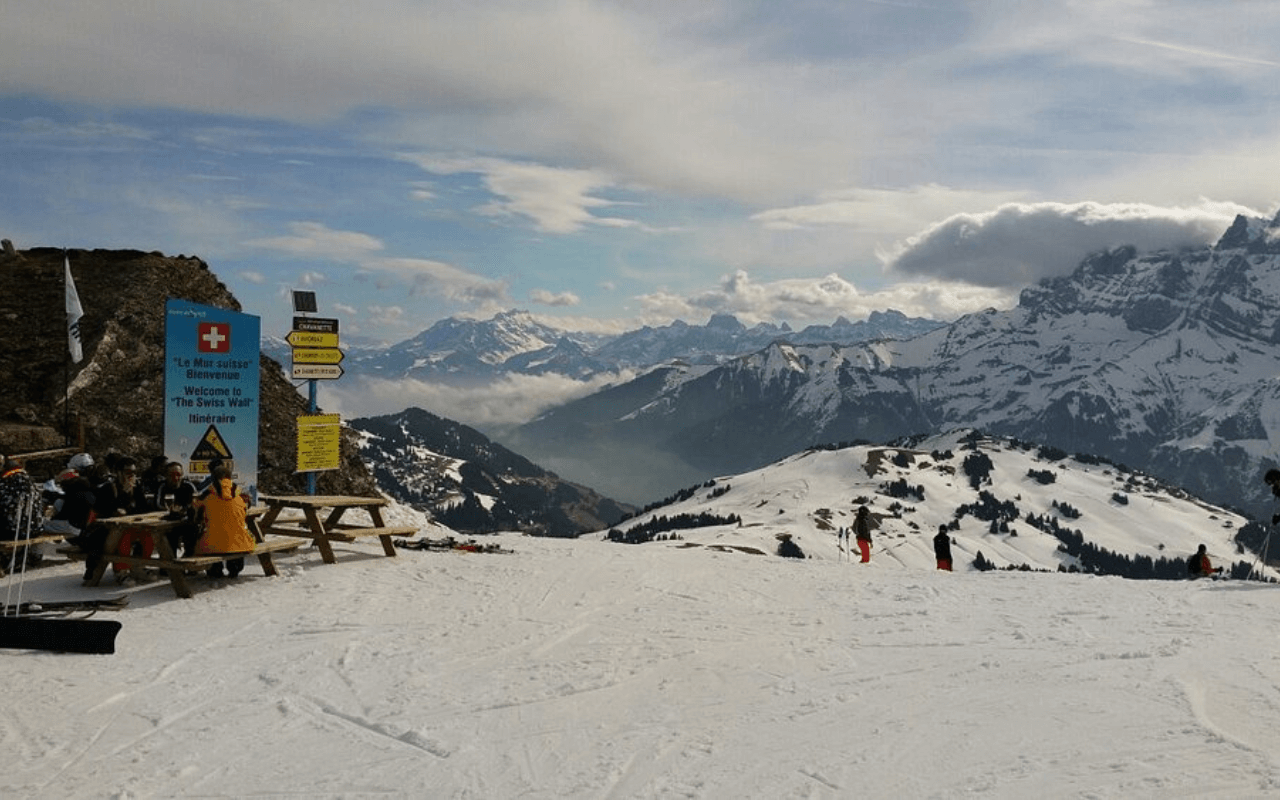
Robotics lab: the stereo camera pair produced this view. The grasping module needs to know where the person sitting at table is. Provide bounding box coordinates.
[94,454,147,519]
[194,465,254,578]
[94,455,156,583]
[152,461,199,557]
[44,467,103,581]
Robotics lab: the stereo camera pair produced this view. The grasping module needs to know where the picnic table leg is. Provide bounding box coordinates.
[304,508,337,564]
[85,528,124,587]
[150,535,194,599]
[246,517,280,577]
[368,506,398,558]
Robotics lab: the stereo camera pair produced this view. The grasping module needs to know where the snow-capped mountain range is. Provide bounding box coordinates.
[510,213,1280,518]
[262,309,945,382]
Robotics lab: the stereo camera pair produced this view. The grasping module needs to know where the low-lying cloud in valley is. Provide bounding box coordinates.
[321,370,636,432]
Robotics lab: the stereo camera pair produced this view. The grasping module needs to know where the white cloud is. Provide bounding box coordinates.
[372,257,509,307]
[402,154,625,234]
[238,270,265,284]
[882,200,1263,287]
[244,220,509,312]
[247,221,383,260]
[636,270,1012,326]
[366,305,406,328]
[530,289,580,308]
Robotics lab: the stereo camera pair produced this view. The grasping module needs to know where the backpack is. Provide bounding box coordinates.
[1187,554,1199,575]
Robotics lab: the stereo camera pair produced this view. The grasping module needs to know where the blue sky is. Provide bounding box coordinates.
[4,1,1279,343]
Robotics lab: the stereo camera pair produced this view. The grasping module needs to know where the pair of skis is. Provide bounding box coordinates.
[395,537,514,554]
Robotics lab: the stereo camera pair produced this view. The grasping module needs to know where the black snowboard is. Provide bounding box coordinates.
[0,616,122,654]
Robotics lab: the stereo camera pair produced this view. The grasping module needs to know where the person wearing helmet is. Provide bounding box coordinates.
[67,453,95,472]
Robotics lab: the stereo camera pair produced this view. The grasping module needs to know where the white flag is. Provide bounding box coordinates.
[65,256,84,364]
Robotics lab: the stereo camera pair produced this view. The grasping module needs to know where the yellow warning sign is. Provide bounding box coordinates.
[189,424,234,475]
[297,414,341,473]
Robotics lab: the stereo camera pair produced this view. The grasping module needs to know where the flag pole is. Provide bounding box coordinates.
[64,251,85,445]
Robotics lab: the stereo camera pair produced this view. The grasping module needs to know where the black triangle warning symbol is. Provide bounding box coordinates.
[191,425,234,460]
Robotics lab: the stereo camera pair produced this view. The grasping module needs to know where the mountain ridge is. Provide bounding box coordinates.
[509,213,1280,517]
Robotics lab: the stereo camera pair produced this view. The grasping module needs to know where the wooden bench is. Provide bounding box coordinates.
[258,495,418,564]
[265,522,419,543]
[0,533,70,575]
[61,537,306,599]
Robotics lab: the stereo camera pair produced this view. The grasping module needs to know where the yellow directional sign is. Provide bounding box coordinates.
[292,347,345,365]
[286,330,339,349]
[291,363,344,380]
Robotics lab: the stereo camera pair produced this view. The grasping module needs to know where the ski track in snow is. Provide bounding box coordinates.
[6,535,1280,797]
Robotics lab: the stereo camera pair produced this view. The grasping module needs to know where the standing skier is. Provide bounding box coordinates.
[934,525,953,571]
[854,505,872,564]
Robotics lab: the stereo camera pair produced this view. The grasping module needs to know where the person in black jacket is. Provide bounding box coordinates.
[934,525,953,571]
[854,505,873,563]
[45,469,104,580]
[94,455,146,519]
[152,462,199,556]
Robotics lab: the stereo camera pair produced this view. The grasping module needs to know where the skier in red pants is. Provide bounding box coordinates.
[854,505,872,563]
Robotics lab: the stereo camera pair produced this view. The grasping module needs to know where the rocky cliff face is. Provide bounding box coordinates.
[0,246,376,494]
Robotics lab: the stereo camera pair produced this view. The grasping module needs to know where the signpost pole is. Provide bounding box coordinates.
[287,298,341,498]
[307,379,318,495]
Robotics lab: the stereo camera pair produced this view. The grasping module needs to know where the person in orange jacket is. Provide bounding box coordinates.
[1189,544,1223,578]
[193,465,255,578]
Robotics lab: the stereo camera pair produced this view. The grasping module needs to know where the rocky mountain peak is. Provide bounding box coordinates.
[706,313,745,332]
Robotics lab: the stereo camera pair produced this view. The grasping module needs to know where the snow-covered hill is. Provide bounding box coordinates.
[8,491,1280,797]
[603,430,1271,579]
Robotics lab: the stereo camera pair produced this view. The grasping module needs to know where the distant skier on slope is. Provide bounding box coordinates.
[934,525,953,572]
[1188,544,1223,579]
[854,505,873,563]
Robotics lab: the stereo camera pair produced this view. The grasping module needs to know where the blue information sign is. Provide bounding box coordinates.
[163,299,260,500]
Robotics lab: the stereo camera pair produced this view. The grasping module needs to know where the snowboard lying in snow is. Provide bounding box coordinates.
[0,596,128,654]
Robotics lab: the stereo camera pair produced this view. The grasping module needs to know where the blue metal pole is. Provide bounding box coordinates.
[307,378,318,495]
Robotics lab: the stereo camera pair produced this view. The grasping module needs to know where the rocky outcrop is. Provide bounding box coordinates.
[0,247,376,495]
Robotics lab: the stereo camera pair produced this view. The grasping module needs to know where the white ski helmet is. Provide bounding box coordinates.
[68,453,95,471]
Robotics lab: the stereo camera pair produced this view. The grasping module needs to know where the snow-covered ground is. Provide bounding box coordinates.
[6,515,1280,799]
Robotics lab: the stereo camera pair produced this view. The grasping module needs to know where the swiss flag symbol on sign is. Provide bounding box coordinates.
[198,322,231,353]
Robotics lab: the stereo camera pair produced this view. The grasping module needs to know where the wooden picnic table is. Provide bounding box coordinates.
[256,495,417,564]
[62,508,304,599]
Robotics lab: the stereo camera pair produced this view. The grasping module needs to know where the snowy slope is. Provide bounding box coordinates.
[6,498,1280,797]
[603,430,1267,579]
